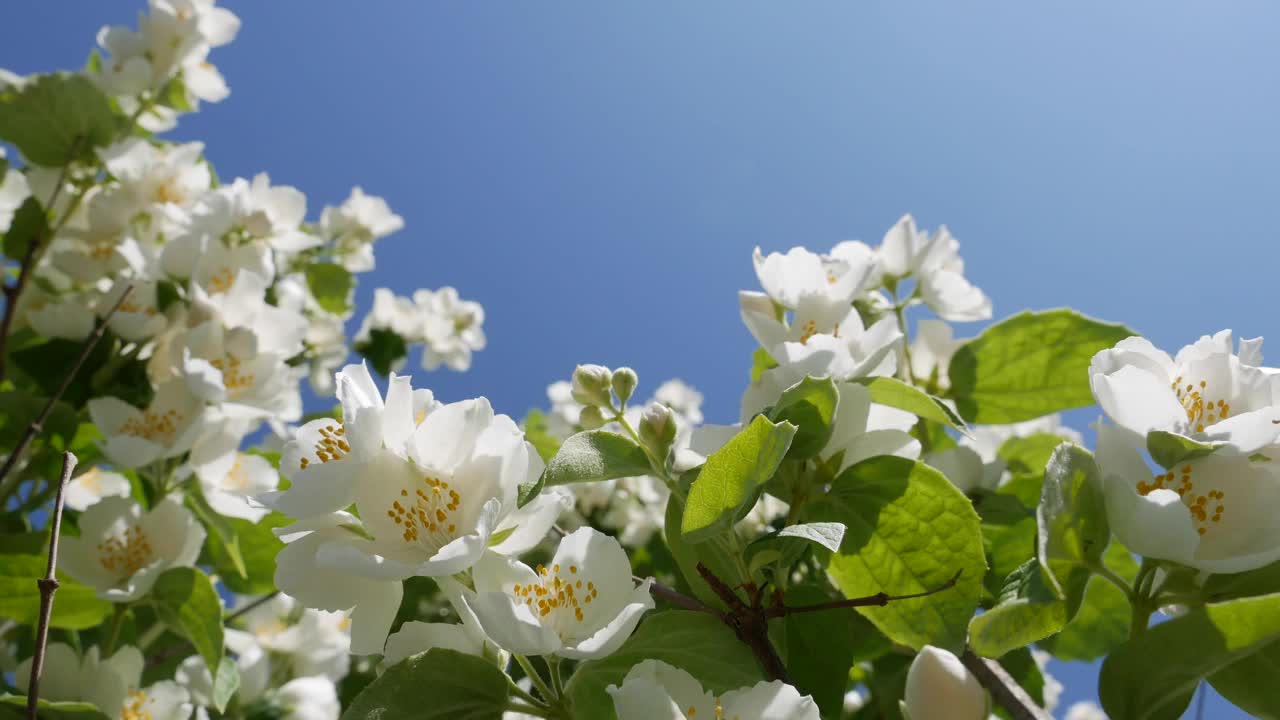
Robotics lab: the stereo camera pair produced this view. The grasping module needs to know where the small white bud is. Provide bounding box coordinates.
[639,402,676,456]
[578,405,608,430]
[611,367,639,405]
[571,364,614,407]
[904,646,988,720]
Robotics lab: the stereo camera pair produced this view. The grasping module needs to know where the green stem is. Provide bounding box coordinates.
[1129,599,1151,639]
[548,656,567,697]
[515,655,557,703]
[1090,562,1136,603]
[507,678,546,708]
[104,604,128,655]
[891,300,917,386]
[505,702,554,719]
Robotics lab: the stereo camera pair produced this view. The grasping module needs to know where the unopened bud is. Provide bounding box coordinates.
[611,367,639,406]
[571,364,614,407]
[639,402,677,456]
[904,646,988,720]
[578,405,608,430]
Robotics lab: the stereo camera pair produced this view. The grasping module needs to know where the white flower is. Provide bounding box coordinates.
[752,245,876,311]
[176,320,304,421]
[355,288,422,345]
[904,646,988,720]
[319,187,404,272]
[606,659,820,720]
[99,139,211,218]
[382,613,510,668]
[0,150,30,234]
[740,289,901,381]
[50,189,142,283]
[64,467,133,512]
[451,529,654,659]
[183,174,318,254]
[61,497,205,602]
[17,643,192,720]
[875,214,992,322]
[266,364,546,653]
[415,287,487,372]
[1064,701,1109,720]
[22,290,97,341]
[276,676,341,720]
[1096,421,1280,573]
[909,319,962,390]
[100,279,168,342]
[89,380,207,469]
[1089,330,1280,454]
[191,444,279,522]
[927,414,1081,494]
[228,593,351,681]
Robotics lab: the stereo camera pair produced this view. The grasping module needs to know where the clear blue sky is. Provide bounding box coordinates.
[7,2,1276,717]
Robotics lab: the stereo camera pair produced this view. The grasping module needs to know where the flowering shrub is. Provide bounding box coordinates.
[2,4,1279,720]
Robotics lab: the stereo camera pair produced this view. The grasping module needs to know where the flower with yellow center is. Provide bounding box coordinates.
[449,528,654,660]
[1089,330,1280,455]
[15,644,195,720]
[61,497,205,602]
[64,466,132,512]
[606,660,819,720]
[89,380,205,469]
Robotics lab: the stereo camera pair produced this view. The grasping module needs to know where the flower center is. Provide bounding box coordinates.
[98,525,155,578]
[121,690,153,720]
[511,563,599,626]
[797,319,839,345]
[1171,376,1231,433]
[209,354,256,395]
[386,475,463,552]
[685,697,739,719]
[120,409,182,444]
[118,298,158,317]
[298,423,348,470]
[1136,464,1226,537]
[207,267,236,294]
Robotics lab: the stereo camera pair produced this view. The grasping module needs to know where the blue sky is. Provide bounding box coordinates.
[7,2,1277,717]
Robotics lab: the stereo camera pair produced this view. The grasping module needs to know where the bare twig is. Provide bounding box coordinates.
[961,650,1053,720]
[763,570,963,619]
[25,451,77,720]
[693,563,791,683]
[0,286,132,500]
[641,576,722,617]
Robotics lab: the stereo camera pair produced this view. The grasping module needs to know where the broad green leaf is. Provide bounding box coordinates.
[1038,443,1108,603]
[304,262,354,315]
[156,74,195,112]
[663,487,747,610]
[210,656,239,714]
[1209,643,1280,719]
[353,328,408,377]
[947,309,1135,423]
[1204,558,1280,603]
[1100,593,1280,720]
[520,409,562,464]
[204,514,287,595]
[968,559,1069,658]
[746,522,845,579]
[0,554,112,630]
[186,487,245,579]
[750,346,778,383]
[0,390,77,449]
[998,433,1067,476]
[1146,430,1222,470]
[1038,542,1138,661]
[12,335,113,409]
[3,197,47,260]
[0,73,119,166]
[805,456,986,653]
[0,695,110,720]
[855,376,967,432]
[566,611,764,720]
[974,491,1037,596]
[341,649,508,720]
[543,430,651,486]
[682,415,796,543]
[767,376,838,460]
[150,567,223,672]
[772,584,857,717]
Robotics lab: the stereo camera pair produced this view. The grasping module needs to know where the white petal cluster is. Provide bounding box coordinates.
[318,187,405,272]
[607,660,820,720]
[17,644,193,720]
[354,286,488,373]
[903,645,988,720]
[927,414,1082,494]
[0,148,31,233]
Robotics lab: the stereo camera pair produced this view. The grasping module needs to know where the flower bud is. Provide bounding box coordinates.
[578,405,608,430]
[611,367,639,406]
[639,402,677,456]
[904,646,987,720]
[571,364,614,407]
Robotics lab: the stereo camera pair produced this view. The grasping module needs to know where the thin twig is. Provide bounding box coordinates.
[25,451,77,720]
[763,570,963,619]
[961,650,1052,720]
[0,286,132,501]
[642,576,722,616]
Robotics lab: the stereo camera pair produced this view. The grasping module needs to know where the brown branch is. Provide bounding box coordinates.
[25,451,77,720]
[961,650,1052,720]
[763,570,963,619]
[641,576,723,617]
[0,285,132,495]
[693,563,791,684]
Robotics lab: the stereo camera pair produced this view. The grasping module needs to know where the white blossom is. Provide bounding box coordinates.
[0,149,30,234]
[416,287,486,372]
[903,645,988,720]
[64,467,133,512]
[607,659,820,720]
[89,380,207,469]
[319,187,404,272]
[875,214,992,322]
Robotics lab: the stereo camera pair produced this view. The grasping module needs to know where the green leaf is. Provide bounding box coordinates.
[773,584,857,717]
[1146,430,1222,470]
[0,553,112,630]
[998,433,1068,476]
[746,522,846,578]
[766,376,838,460]
[805,456,986,653]
[855,376,967,432]
[12,335,115,409]
[974,492,1037,596]
[947,309,1136,423]
[997,647,1048,708]
[968,559,1069,658]
[542,430,652,486]
[1038,542,1138,661]
[156,74,194,112]
[0,73,120,166]
[0,695,110,720]
[566,611,764,720]
[204,514,287,595]
[210,656,239,714]
[155,280,182,313]
[149,567,223,672]
[341,649,508,720]
[353,328,408,377]
[186,488,246,579]
[521,409,562,464]
[1038,443,1108,603]
[1100,593,1280,720]
[304,262,354,316]
[681,415,796,543]
[1209,643,1280,719]
[3,197,48,260]
[1204,559,1280,603]
[750,346,778,383]
[663,485,747,610]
